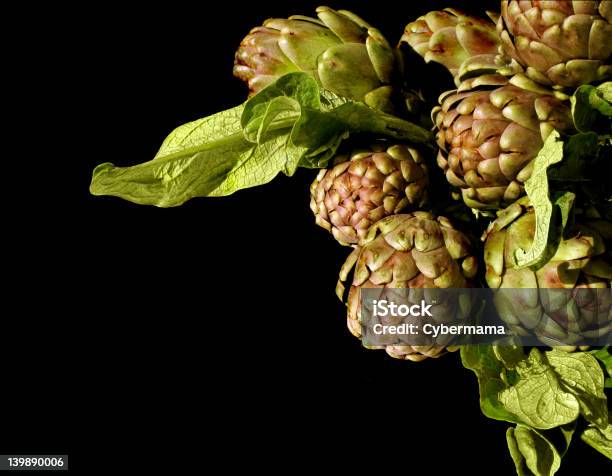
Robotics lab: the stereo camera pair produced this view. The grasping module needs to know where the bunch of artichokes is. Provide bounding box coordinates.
[88,3,612,473]
[95,3,611,360]
[404,2,610,211]
[400,2,610,355]
[233,3,609,360]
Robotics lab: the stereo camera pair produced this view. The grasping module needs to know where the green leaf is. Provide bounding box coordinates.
[460,346,523,424]
[581,416,612,460]
[298,132,349,169]
[515,131,561,267]
[571,82,612,135]
[330,102,433,145]
[462,346,608,432]
[241,74,350,173]
[90,105,303,206]
[506,425,561,476]
[494,345,526,370]
[243,72,323,122]
[516,131,579,269]
[245,96,300,145]
[463,346,608,472]
[507,427,530,476]
[545,350,608,429]
[243,72,432,165]
[506,425,563,476]
[499,349,580,430]
[602,82,612,103]
[516,192,575,270]
[557,422,576,458]
[506,423,575,476]
[91,72,432,206]
[241,73,329,145]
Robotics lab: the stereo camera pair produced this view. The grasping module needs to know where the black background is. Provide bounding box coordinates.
[5,0,610,473]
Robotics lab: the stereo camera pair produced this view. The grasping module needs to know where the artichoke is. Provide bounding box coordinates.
[399,8,501,85]
[337,212,478,361]
[483,197,612,347]
[433,73,573,210]
[497,0,612,89]
[310,143,428,247]
[233,6,407,114]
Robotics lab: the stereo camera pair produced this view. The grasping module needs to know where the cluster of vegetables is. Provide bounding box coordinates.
[90,2,612,474]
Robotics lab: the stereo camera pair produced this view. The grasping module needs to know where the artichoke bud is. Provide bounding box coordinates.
[497,0,612,89]
[433,74,573,210]
[337,212,478,362]
[483,199,612,347]
[310,143,429,247]
[234,7,412,115]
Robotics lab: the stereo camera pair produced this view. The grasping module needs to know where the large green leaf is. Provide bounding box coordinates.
[90,72,432,206]
[462,347,608,429]
[499,350,580,430]
[545,350,608,429]
[591,347,612,374]
[462,345,608,474]
[90,105,303,206]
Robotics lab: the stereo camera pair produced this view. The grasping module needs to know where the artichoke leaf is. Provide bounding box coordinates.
[545,350,608,429]
[91,73,431,206]
[506,425,571,476]
[499,349,580,430]
[515,131,575,269]
[90,103,306,206]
